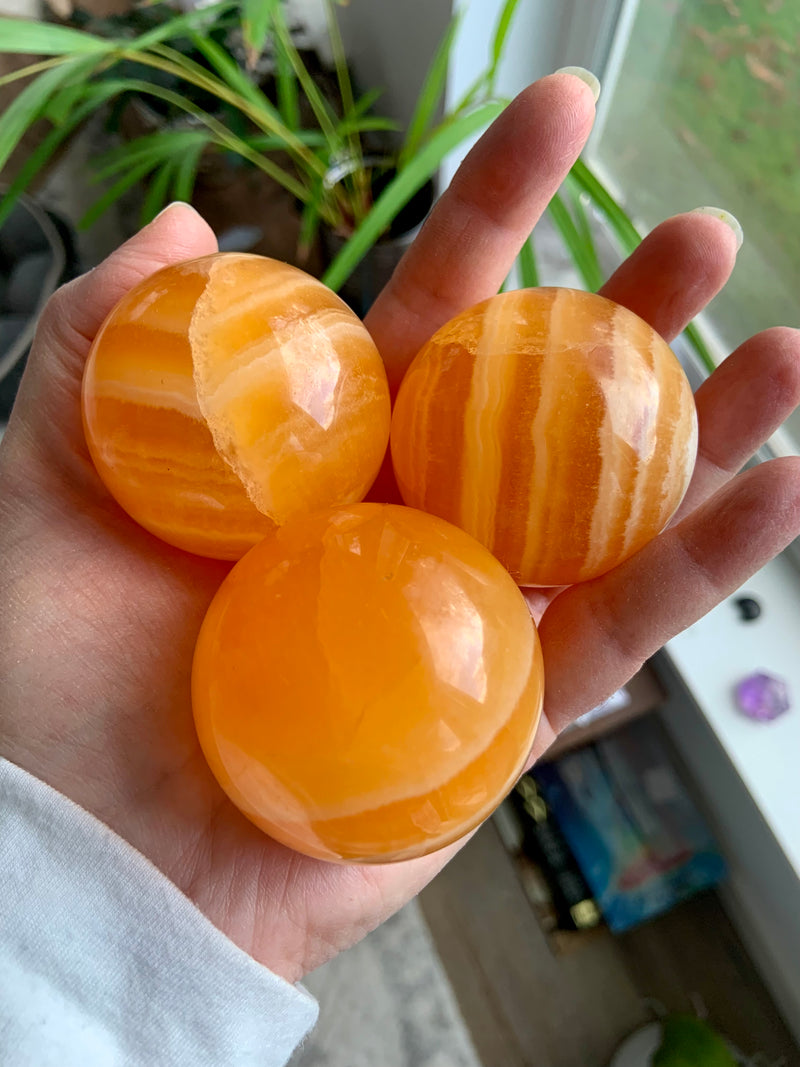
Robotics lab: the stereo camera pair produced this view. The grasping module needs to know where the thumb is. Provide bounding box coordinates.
[5,203,217,472]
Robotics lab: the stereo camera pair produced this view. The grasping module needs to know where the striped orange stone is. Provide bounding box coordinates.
[192,503,544,862]
[390,288,698,587]
[81,253,391,559]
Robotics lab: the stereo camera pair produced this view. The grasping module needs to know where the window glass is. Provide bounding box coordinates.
[589,0,800,443]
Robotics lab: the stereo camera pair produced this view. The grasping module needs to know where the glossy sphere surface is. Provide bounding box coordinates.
[192,504,544,863]
[391,287,698,586]
[82,254,390,559]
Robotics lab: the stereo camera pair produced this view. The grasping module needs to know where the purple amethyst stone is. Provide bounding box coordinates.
[734,672,791,722]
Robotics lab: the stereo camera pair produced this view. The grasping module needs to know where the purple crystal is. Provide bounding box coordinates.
[734,672,791,722]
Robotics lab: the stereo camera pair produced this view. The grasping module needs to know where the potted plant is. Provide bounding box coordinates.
[0,0,518,312]
[0,0,717,371]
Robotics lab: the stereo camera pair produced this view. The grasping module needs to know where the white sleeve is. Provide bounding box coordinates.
[0,757,318,1067]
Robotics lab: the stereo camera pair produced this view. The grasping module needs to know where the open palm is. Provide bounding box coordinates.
[2,73,799,984]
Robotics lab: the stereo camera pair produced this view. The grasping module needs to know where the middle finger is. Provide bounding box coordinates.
[366,73,598,395]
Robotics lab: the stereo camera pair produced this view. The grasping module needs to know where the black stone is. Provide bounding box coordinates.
[735,596,762,622]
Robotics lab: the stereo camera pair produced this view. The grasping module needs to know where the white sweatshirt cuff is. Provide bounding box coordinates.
[0,757,318,1066]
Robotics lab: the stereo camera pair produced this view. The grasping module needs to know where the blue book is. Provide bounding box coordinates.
[534,722,726,932]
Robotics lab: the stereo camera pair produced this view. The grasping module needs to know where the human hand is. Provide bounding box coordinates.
[1,72,799,984]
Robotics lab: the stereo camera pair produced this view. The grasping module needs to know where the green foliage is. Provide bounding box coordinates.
[486,0,522,95]
[323,100,505,291]
[547,188,604,293]
[0,18,112,54]
[517,236,539,289]
[0,0,724,374]
[566,158,715,373]
[240,0,274,70]
[398,9,463,171]
[0,0,523,288]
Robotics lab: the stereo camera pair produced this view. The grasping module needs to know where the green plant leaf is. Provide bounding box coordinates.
[240,0,274,69]
[568,159,715,373]
[0,78,137,229]
[187,29,270,112]
[92,130,211,181]
[348,87,385,121]
[569,158,641,255]
[42,54,107,123]
[246,129,328,152]
[338,116,399,137]
[683,320,717,375]
[125,2,237,51]
[517,235,539,288]
[274,26,301,131]
[486,0,523,94]
[144,41,263,114]
[324,0,355,117]
[171,136,206,203]
[563,174,605,287]
[271,2,340,148]
[79,157,158,229]
[41,82,84,126]
[0,56,70,90]
[323,0,359,165]
[399,9,462,169]
[18,70,312,215]
[323,101,505,292]
[140,158,178,224]
[450,0,521,115]
[452,68,489,115]
[134,44,327,178]
[0,16,112,55]
[105,77,318,206]
[90,133,177,177]
[0,58,89,175]
[565,174,598,250]
[547,191,604,292]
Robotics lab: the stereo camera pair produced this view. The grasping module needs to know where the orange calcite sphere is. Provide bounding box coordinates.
[391,287,698,586]
[82,254,390,559]
[192,503,544,863]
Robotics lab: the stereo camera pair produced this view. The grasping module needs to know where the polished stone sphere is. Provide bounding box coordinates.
[192,503,544,863]
[390,287,698,586]
[82,253,391,559]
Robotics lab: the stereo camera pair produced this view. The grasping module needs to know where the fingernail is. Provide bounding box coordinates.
[691,206,744,251]
[554,66,601,103]
[152,201,201,223]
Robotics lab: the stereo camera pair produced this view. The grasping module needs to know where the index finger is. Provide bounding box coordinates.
[365,73,598,394]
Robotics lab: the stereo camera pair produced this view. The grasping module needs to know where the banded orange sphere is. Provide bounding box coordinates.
[391,287,698,586]
[82,253,390,559]
[192,504,544,863]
